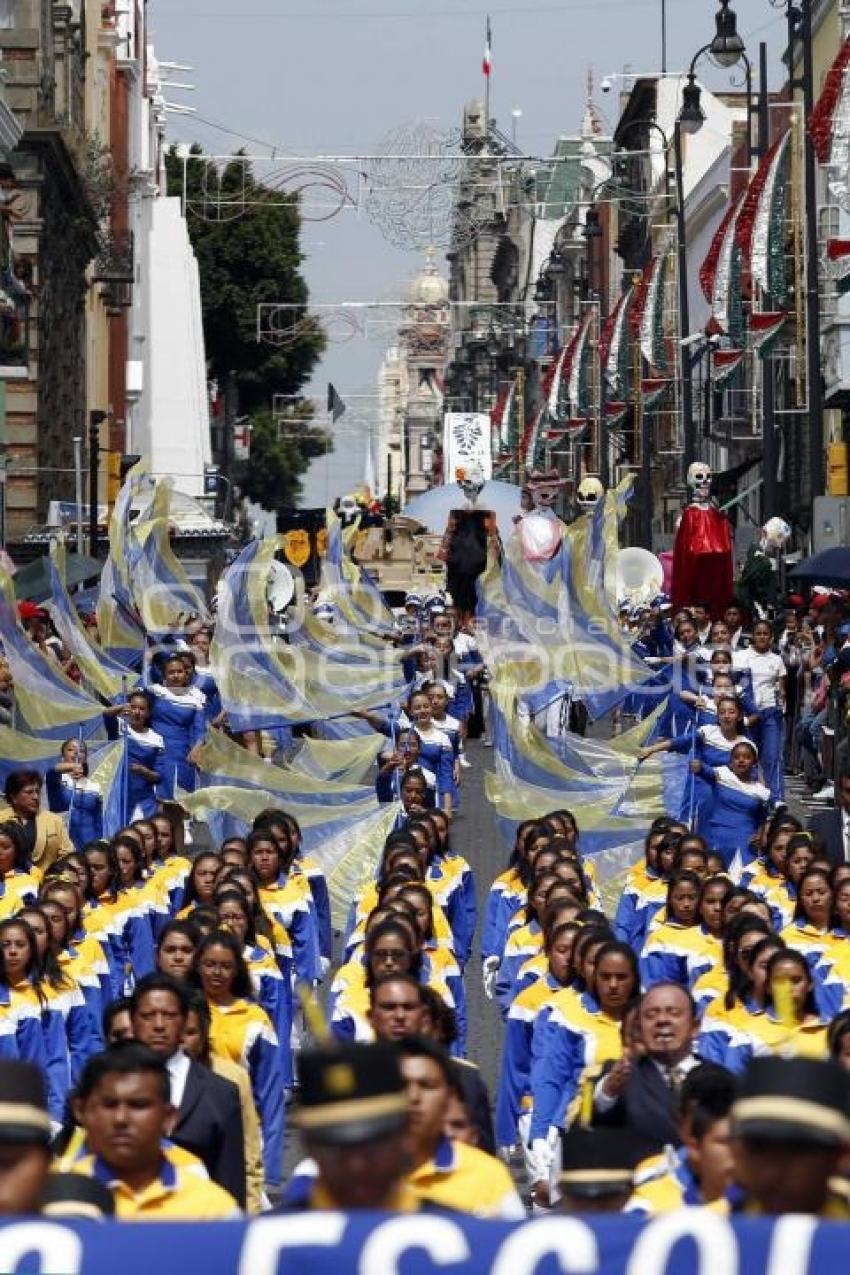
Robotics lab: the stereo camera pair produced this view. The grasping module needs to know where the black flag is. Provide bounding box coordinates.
[327,383,346,422]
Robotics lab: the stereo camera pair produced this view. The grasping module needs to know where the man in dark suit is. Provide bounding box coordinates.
[809,768,850,866]
[592,983,701,1151]
[130,973,246,1207]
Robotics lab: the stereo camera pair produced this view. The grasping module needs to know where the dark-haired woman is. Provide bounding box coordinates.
[146,655,206,799]
[17,903,100,1101]
[0,822,39,920]
[195,928,283,1188]
[39,879,111,1027]
[481,822,544,995]
[329,918,421,1043]
[250,831,320,986]
[495,920,579,1157]
[639,872,728,991]
[216,887,294,1090]
[0,917,59,1117]
[529,940,638,1170]
[80,842,154,996]
[119,690,164,820]
[46,739,103,850]
[0,770,72,873]
[722,948,828,1072]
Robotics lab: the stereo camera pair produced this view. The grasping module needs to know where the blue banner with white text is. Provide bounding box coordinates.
[1,1211,848,1275]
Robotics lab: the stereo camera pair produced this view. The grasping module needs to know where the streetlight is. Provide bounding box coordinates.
[709,0,745,68]
[679,41,756,164]
[778,0,824,507]
[678,79,706,135]
[615,116,694,477]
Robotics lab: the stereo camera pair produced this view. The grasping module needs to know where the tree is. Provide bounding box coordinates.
[164,146,328,507]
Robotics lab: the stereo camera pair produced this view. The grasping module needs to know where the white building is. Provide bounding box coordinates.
[116,6,212,499]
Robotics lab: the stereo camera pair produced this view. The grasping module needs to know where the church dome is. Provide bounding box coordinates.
[408,257,449,306]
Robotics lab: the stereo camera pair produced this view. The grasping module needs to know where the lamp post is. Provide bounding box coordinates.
[615,114,694,500]
[683,10,781,517]
[88,411,107,558]
[786,0,824,507]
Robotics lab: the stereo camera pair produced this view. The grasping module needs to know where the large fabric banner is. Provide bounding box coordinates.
[0,1211,844,1274]
[443,412,493,482]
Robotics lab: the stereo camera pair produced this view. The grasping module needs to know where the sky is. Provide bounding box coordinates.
[149,0,787,507]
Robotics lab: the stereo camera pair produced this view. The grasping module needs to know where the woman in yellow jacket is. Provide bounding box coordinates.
[182,988,264,1214]
[194,927,283,1190]
[0,822,40,920]
[0,770,73,874]
[716,946,829,1073]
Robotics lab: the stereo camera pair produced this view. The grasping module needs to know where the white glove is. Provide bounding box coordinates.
[528,1136,555,1183]
[482,956,500,1000]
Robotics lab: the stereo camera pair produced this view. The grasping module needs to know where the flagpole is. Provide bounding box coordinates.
[483,16,491,148]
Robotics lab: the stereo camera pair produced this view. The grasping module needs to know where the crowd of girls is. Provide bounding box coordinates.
[632,609,790,825]
[0,788,331,1195]
[482,801,850,1199]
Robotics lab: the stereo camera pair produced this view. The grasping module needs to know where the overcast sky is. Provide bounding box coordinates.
[149,0,786,506]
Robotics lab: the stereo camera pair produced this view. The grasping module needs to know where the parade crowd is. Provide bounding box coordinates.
[1,569,850,1229]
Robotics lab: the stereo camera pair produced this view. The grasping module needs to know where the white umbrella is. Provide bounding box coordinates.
[402,480,523,541]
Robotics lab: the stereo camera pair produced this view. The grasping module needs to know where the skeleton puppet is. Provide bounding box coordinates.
[514,469,568,562]
[436,465,500,619]
[670,461,734,621]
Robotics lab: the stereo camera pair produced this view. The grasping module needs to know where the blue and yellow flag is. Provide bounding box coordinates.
[46,541,133,702]
[97,465,149,666]
[130,482,211,638]
[212,538,407,732]
[0,570,103,739]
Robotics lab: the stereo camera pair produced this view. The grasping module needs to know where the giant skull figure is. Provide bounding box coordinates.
[576,476,605,512]
[514,468,567,562]
[671,459,734,620]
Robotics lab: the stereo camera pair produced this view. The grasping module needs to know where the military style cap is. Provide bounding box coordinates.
[732,1057,850,1149]
[0,1061,50,1145]
[42,1173,115,1220]
[295,1043,408,1145]
[558,1127,646,1197]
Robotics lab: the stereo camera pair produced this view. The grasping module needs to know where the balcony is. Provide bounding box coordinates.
[92,229,134,314]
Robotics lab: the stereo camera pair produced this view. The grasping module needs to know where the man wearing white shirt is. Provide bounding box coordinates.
[130,973,246,1207]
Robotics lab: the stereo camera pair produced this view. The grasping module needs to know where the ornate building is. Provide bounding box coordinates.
[377,255,449,503]
[0,0,98,536]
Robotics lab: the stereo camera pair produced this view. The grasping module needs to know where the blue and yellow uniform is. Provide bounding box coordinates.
[427,852,476,967]
[639,922,720,991]
[529,990,623,1143]
[406,1135,524,1219]
[495,972,558,1150]
[481,867,526,964]
[700,998,828,1073]
[258,869,321,985]
[68,1154,239,1219]
[207,996,284,1188]
[146,854,193,923]
[61,930,112,1029]
[495,917,544,1014]
[626,1146,723,1215]
[738,860,794,929]
[297,852,332,965]
[0,868,40,921]
[243,938,294,1089]
[614,864,666,951]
